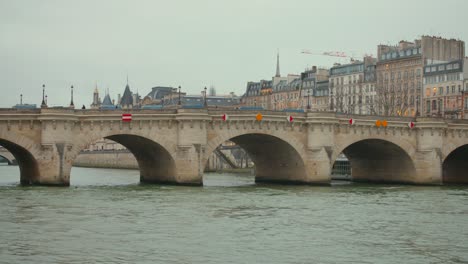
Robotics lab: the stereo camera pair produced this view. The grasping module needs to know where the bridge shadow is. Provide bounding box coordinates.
[71,135,176,185]
[334,139,417,184]
[204,133,308,185]
[443,144,468,184]
[0,139,38,185]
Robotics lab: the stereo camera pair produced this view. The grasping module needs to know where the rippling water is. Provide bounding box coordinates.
[1,165,468,263]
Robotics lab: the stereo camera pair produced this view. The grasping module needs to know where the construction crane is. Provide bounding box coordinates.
[301,49,373,61]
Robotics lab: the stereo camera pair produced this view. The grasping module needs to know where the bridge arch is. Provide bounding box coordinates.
[70,132,176,184]
[442,144,468,184]
[206,130,308,184]
[333,138,417,183]
[0,152,15,165]
[0,138,39,185]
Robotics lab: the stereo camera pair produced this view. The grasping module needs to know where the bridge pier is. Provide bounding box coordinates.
[171,144,203,186]
[412,149,443,185]
[300,147,332,185]
[30,143,72,186]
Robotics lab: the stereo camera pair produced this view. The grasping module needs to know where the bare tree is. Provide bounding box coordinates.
[375,83,413,116]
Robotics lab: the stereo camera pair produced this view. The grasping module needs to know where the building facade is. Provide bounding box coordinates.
[329,58,376,115]
[376,36,465,117]
[423,59,468,119]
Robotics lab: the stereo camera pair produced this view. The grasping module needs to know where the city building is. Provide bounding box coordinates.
[376,36,465,116]
[463,80,468,119]
[423,58,468,119]
[82,138,126,151]
[272,75,301,110]
[120,83,134,109]
[300,66,329,111]
[90,86,101,109]
[100,90,116,110]
[141,86,177,106]
[312,80,329,111]
[363,60,377,115]
[243,81,262,108]
[242,52,298,110]
[329,57,376,115]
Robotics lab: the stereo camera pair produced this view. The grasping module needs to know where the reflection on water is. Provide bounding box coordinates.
[0,166,468,263]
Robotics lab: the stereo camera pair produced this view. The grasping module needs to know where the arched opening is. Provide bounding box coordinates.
[204,141,255,186]
[443,144,468,184]
[335,139,416,183]
[0,154,13,165]
[71,135,176,185]
[205,133,307,185]
[0,139,39,185]
[331,153,351,180]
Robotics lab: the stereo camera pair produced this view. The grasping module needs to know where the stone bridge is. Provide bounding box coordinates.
[0,108,467,186]
[0,146,16,165]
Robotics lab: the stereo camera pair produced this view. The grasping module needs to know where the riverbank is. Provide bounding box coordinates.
[74,151,254,173]
[73,151,138,170]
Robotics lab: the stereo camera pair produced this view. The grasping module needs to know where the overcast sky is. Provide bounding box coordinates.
[1,0,467,108]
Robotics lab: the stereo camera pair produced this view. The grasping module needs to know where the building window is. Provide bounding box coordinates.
[452,85,456,93]
[439,87,443,95]
[432,100,437,111]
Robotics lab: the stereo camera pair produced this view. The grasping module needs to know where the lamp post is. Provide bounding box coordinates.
[70,85,74,108]
[41,84,47,108]
[178,86,181,105]
[254,99,257,107]
[416,96,420,117]
[307,89,311,110]
[20,94,23,105]
[204,86,207,107]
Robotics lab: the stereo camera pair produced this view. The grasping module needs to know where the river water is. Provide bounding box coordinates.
[0,165,467,264]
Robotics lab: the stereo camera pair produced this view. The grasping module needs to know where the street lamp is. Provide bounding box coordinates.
[307,89,311,110]
[254,99,257,107]
[204,86,207,107]
[20,94,23,105]
[178,86,181,105]
[416,96,420,117]
[70,85,74,108]
[41,84,47,108]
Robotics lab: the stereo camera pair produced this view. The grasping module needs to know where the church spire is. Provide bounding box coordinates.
[275,50,280,77]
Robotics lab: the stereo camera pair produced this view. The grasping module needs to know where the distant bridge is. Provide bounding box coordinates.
[0,147,16,165]
[0,108,467,186]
